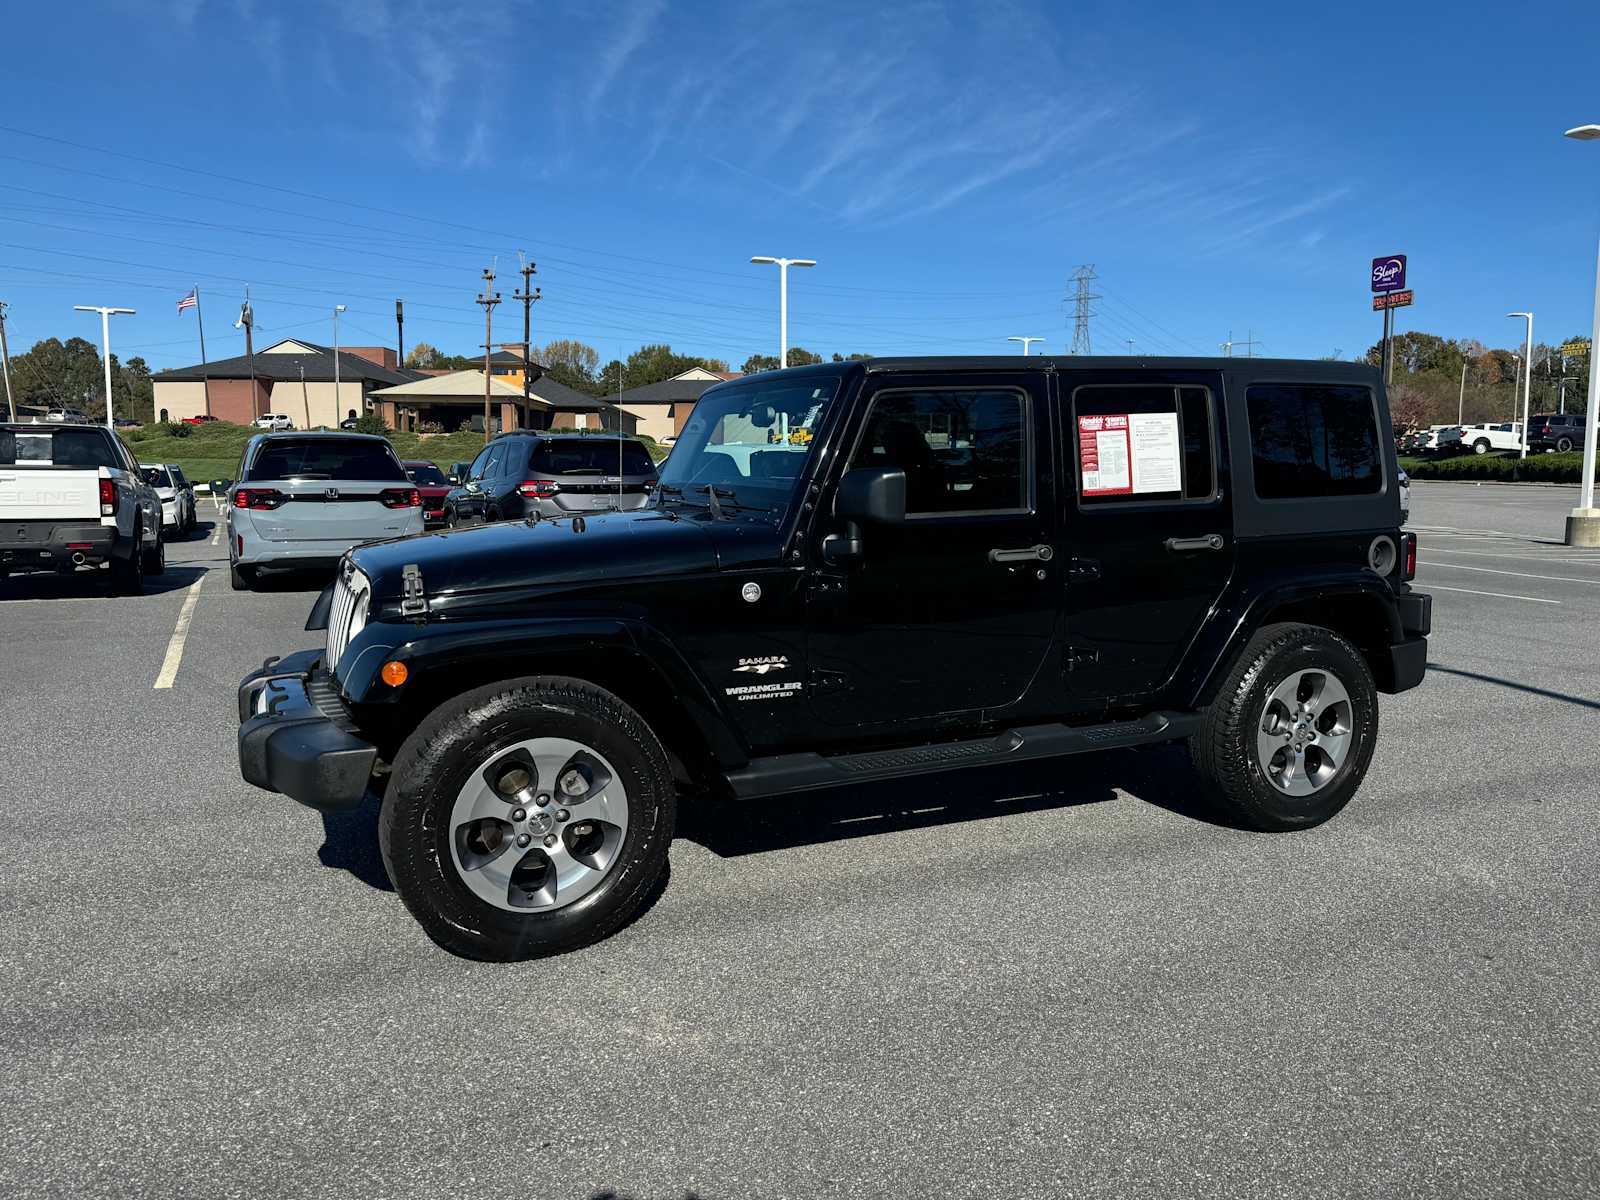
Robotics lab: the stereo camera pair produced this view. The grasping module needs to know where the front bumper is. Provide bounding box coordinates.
[237,649,377,810]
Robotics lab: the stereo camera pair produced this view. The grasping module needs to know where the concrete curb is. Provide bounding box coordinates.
[1408,478,1581,490]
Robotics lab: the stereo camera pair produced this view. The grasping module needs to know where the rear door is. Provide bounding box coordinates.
[245,436,414,542]
[1062,371,1235,702]
[0,427,115,522]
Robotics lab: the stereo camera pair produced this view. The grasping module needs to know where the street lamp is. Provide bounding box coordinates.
[750,256,815,368]
[1563,124,1600,544]
[1007,336,1043,356]
[73,305,136,427]
[1507,312,1533,459]
[332,304,347,400]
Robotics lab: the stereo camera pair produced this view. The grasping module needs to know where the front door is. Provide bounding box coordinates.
[1060,371,1235,701]
[807,371,1057,732]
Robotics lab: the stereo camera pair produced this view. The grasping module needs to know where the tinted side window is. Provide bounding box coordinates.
[1072,385,1216,504]
[850,388,1028,515]
[1246,383,1381,499]
[467,447,493,480]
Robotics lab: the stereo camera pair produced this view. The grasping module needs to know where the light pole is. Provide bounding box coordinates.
[73,305,136,427]
[750,256,815,368]
[1007,336,1043,355]
[332,304,347,410]
[1564,124,1600,544]
[1508,312,1534,459]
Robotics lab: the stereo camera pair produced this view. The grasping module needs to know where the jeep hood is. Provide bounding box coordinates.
[347,508,721,601]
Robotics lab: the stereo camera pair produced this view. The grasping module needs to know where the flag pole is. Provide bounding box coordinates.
[194,285,211,418]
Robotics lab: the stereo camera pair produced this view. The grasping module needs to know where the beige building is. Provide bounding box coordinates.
[370,370,638,435]
[613,367,739,442]
[152,339,414,427]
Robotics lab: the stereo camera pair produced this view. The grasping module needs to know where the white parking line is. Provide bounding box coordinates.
[1427,561,1600,586]
[1429,547,1600,566]
[153,574,205,689]
[1426,583,1560,605]
[209,523,220,546]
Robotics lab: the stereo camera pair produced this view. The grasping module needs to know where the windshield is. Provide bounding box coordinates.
[247,437,407,482]
[655,374,843,511]
[142,466,173,487]
[406,462,449,486]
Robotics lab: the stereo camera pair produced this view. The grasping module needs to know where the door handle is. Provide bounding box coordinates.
[988,544,1054,564]
[1166,534,1225,552]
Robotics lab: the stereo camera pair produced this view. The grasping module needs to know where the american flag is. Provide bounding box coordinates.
[177,289,198,314]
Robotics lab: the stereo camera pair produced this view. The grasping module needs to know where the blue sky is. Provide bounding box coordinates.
[3,0,1600,371]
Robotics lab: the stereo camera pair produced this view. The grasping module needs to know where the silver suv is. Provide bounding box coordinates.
[445,433,659,525]
[227,432,423,590]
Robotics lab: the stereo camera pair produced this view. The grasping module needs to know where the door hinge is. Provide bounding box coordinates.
[1064,645,1100,671]
[1067,558,1100,581]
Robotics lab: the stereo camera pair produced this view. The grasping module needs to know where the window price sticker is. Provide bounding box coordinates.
[1078,414,1131,495]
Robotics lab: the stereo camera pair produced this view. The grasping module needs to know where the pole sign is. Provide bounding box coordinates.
[1372,289,1414,311]
[1371,255,1407,293]
[1560,340,1589,357]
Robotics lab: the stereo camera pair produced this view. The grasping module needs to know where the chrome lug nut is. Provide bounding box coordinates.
[536,793,551,808]
[543,834,558,848]
[511,807,527,821]
[515,833,532,848]
[556,808,569,822]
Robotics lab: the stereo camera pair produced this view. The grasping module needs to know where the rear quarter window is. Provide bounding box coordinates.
[1246,382,1382,499]
[0,428,119,468]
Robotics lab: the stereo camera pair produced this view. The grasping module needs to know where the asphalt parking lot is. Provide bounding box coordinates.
[2,481,1597,1199]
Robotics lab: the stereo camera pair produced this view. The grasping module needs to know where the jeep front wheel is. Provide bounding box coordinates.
[1190,622,1378,831]
[380,676,676,960]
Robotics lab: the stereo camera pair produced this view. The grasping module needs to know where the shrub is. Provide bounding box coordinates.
[1399,451,1586,483]
[351,413,390,436]
[161,421,193,438]
[416,419,444,434]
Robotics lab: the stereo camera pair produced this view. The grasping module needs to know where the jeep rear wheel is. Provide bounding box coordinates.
[1190,622,1378,831]
[380,676,676,960]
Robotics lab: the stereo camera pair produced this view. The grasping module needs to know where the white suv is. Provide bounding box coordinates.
[253,414,295,431]
[1460,422,1523,455]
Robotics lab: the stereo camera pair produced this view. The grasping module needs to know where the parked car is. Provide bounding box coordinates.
[1415,426,1463,455]
[140,462,197,537]
[44,407,92,424]
[238,356,1429,960]
[181,414,219,426]
[1526,412,1586,454]
[1459,422,1523,455]
[444,433,658,526]
[402,460,453,528]
[1,422,165,591]
[113,417,141,429]
[253,414,295,431]
[226,432,424,591]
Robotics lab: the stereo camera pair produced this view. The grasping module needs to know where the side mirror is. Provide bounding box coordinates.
[835,467,906,524]
[447,475,460,485]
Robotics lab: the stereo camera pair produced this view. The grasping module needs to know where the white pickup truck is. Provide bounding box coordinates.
[1460,422,1524,455]
[1,422,166,592]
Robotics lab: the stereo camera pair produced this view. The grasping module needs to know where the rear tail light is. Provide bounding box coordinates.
[380,488,421,508]
[234,488,286,510]
[99,478,116,517]
[517,479,560,499]
[1401,532,1417,581]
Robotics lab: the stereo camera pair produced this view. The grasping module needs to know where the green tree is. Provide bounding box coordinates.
[785,346,823,367]
[116,355,155,424]
[404,342,441,369]
[7,337,104,413]
[597,359,627,396]
[624,344,727,388]
[537,339,601,394]
[742,353,780,374]
[831,352,872,362]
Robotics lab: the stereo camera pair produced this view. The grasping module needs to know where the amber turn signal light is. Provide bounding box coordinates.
[380,660,409,687]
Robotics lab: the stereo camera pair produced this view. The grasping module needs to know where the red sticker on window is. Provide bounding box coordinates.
[1079,414,1131,495]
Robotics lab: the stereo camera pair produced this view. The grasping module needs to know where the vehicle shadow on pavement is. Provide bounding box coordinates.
[0,562,208,601]
[679,743,1240,858]
[317,791,394,891]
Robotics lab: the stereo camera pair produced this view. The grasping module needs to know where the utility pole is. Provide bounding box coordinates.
[514,256,540,428]
[1125,338,1136,355]
[299,365,311,430]
[1234,330,1262,358]
[395,300,404,369]
[0,301,14,422]
[476,266,501,444]
[1457,359,1468,424]
[1068,265,1099,355]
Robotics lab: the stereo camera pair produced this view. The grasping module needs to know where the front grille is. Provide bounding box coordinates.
[325,565,370,670]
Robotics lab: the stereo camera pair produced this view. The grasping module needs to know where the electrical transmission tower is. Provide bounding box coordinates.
[1068,265,1100,355]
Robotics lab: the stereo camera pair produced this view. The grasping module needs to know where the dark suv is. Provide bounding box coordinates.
[238,357,1430,960]
[1525,413,1586,453]
[444,433,658,525]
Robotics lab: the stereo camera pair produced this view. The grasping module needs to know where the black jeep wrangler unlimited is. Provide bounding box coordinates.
[238,357,1429,960]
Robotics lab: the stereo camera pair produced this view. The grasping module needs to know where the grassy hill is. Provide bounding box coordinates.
[123,421,667,486]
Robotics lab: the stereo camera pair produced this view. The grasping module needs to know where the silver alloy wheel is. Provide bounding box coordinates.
[1255,668,1355,796]
[447,736,629,913]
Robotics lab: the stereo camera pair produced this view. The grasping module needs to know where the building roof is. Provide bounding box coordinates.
[612,376,725,408]
[527,376,618,412]
[155,339,418,386]
[370,370,549,406]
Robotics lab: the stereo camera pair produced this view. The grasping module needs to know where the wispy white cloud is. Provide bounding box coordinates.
[589,0,666,111]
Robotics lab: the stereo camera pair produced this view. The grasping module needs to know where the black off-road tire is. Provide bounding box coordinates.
[1556,436,1575,453]
[141,532,165,576]
[229,562,255,591]
[110,538,144,595]
[1189,622,1379,832]
[379,676,677,961]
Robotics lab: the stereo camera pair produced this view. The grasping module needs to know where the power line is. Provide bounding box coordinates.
[1068,265,1099,356]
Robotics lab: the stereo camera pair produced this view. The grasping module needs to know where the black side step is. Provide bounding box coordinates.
[724,711,1201,800]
